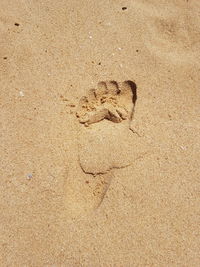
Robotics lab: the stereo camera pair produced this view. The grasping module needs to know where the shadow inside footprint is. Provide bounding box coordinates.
[124,80,137,121]
[125,80,137,103]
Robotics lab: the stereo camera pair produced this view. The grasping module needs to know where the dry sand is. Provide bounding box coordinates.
[1,0,200,266]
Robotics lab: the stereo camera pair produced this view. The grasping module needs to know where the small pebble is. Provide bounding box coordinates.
[27,173,33,180]
[180,146,186,150]
[118,47,122,50]
[89,36,92,39]
[19,91,24,97]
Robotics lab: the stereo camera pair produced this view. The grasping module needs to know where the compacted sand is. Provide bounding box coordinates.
[1,0,200,266]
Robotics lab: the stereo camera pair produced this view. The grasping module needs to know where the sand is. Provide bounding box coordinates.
[1,0,200,266]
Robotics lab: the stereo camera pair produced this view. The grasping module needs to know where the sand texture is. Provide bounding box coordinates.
[1,0,200,266]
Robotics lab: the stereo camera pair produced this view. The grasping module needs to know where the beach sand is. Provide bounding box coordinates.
[0,0,200,266]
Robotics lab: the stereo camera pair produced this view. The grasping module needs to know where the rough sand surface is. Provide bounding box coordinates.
[1,0,200,266]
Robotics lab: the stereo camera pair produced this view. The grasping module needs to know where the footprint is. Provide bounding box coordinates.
[64,80,147,216]
[76,80,136,126]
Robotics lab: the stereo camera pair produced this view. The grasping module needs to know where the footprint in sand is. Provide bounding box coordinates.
[76,80,136,126]
[64,80,147,216]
